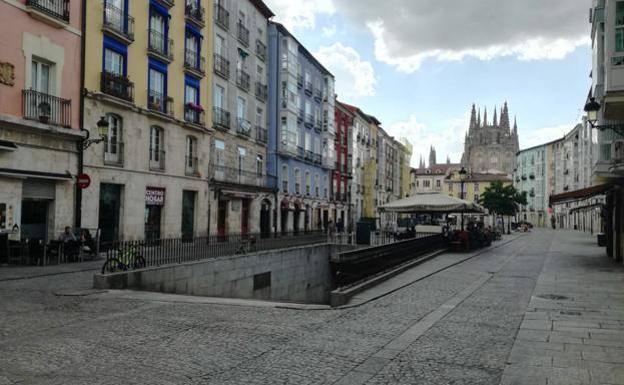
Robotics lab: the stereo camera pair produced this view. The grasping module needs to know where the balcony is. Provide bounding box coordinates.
[214,53,230,79]
[155,0,174,7]
[149,150,166,171]
[214,4,229,30]
[184,104,205,127]
[256,40,267,61]
[297,74,303,89]
[185,156,200,176]
[237,22,249,46]
[101,71,134,102]
[185,1,205,27]
[305,150,313,162]
[304,113,314,128]
[236,70,250,92]
[297,146,305,159]
[211,164,265,187]
[147,90,174,117]
[297,109,304,124]
[255,82,267,102]
[314,119,322,132]
[314,88,322,101]
[213,107,230,131]
[529,173,535,180]
[22,89,71,128]
[104,142,124,167]
[256,127,267,143]
[236,118,252,138]
[102,2,134,43]
[184,49,206,77]
[26,0,69,25]
[313,154,322,164]
[148,29,174,63]
[305,81,313,96]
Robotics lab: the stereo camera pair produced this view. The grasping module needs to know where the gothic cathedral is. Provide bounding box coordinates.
[461,102,519,175]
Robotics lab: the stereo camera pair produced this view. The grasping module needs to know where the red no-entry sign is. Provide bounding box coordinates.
[77,173,91,189]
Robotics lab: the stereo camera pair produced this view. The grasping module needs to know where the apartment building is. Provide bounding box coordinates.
[267,22,335,233]
[80,0,213,243]
[0,0,83,244]
[210,0,274,237]
[334,101,353,227]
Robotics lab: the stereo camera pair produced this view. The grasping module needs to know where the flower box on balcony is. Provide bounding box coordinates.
[186,102,204,112]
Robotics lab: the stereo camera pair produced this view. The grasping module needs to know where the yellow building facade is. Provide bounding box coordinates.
[444,171,512,204]
[81,0,213,242]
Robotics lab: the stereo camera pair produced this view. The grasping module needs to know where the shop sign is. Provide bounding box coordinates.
[146,187,165,206]
[0,62,15,86]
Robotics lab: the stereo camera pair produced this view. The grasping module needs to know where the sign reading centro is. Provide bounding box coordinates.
[145,187,165,206]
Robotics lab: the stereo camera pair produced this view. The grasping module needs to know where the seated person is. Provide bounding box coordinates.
[59,226,79,260]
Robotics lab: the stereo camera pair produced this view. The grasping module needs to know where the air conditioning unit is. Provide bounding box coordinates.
[613,139,624,162]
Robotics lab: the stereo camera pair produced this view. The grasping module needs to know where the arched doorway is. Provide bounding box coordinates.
[260,199,271,238]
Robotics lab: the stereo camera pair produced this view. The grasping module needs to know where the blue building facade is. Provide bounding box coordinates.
[267,22,335,233]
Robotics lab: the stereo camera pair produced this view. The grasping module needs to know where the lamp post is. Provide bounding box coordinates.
[459,166,467,230]
[75,116,110,228]
[584,96,624,137]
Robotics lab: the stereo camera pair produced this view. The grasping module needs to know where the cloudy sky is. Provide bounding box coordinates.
[264,0,592,167]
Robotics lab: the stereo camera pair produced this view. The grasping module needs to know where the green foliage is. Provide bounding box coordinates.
[480,181,525,217]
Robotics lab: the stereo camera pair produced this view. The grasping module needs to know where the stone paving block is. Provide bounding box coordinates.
[516,329,549,342]
[520,319,552,331]
[546,367,591,385]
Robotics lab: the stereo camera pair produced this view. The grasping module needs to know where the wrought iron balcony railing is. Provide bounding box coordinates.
[149,149,166,171]
[148,90,174,116]
[22,89,71,127]
[256,40,267,61]
[104,141,124,167]
[236,118,252,137]
[305,81,313,95]
[184,104,205,126]
[26,0,69,23]
[256,127,267,143]
[185,1,205,26]
[304,113,314,128]
[210,164,266,187]
[297,74,303,88]
[184,49,206,76]
[237,21,249,46]
[148,29,174,62]
[214,53,230,79]
[101,71,134,102]
[213,107,230,131]
[255,82,267,101]
[214,3,229,30]
[185,156,200,176]
[236,70,250,91]
[103,2,134,42]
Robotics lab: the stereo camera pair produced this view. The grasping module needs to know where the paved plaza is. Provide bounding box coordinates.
[1,230,623,384]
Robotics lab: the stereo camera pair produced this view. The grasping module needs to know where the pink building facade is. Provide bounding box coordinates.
[0,0,84,258]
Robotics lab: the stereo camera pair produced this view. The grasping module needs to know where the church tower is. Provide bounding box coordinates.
[429,146,437,167]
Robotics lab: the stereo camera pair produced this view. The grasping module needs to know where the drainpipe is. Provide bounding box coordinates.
[75,0,87,229]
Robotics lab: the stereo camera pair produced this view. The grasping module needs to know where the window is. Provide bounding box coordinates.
[149,126,164,168]
[237,147,246,173]
[314,174,319,197]
[185,32,200,67]
[256,107,263,128]
[186,136,197,168]
[148,67,166,111]
[256,154,263,176]
[305,171,311,196]
[185,84,198,105]
[104,114,122,164]
[104,47,124,75]
[214,85,225,109]
[282,164,289,193]
[150,10,167,53]
[237,96,246,119]
[294,168,301,194]
[305,133,312,151]
[436,180,441,188]
[324,176,328,198]
[31,59,51,94]
[474,194,479,203]
[215,34,225,56]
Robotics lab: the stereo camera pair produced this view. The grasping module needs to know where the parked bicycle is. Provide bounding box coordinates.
[101,244,146,274]
[234,235,257,255]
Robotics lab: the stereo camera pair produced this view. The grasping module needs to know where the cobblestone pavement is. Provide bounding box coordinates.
[0,230,620,384]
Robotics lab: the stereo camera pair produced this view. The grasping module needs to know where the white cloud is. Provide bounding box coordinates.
[322,25,337,38]
[519,123,576,150]
[385,115,470,168]
[264,0,335,31]
[314,43,377,99]
[335,0,591,72]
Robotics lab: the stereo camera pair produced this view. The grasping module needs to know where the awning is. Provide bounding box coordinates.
[549,184,611,205]
[0,168,72,181]
[380,193,484,214]
[0,140,17,152]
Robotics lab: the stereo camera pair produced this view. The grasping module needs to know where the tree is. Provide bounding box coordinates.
[480,181,527,233]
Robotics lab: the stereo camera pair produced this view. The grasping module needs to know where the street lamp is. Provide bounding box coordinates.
[82,116,109,149]
[584,96,624,137]
[459,166,467,230]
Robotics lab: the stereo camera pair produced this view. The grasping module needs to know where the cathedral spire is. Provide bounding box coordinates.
[483,107,488,127]
[513,116,518,135]
[500,101,510,131]
[446,155,451,164]
[429,146,437,167]
[493,106,498,127]
[469,103,477,130]
[477,108,481,127]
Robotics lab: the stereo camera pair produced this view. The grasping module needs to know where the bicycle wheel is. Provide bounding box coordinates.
[101,258,124,274]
